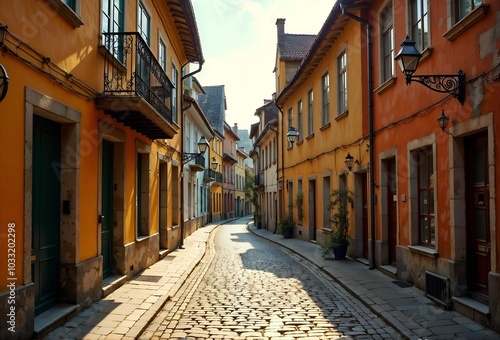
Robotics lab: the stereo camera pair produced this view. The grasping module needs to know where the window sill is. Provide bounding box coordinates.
[320,122,331,131]
[306,133,314,140]
[136,235,150,242]
[296,140,304,146]
[408,245,438,259]
[375,77,396,95]
[54,1,84,28]
[443,4,489,41]
[335,110,348,121]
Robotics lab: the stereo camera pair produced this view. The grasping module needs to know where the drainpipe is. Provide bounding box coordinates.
[275,102,285,234]
[339,3,376,269]
[270,125,279,233]
[179,61,203,248]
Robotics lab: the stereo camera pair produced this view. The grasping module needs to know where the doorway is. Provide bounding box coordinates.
[101,140,114,278]
[465,132,490,303]
[32,115,61,315]
[308,179,316,241]
[387,158,397,265]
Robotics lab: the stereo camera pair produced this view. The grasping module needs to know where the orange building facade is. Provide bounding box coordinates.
[276,7,370,254]
[0,1,203,337]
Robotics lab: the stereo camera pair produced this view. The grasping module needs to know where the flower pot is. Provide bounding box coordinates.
[333,244,348,259]
[283,228,293,239]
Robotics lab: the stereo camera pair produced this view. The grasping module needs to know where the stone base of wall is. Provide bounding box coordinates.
[489,271,500,333]
[60,256,102,308]
[116,235,160,279]
[0,282,35,340]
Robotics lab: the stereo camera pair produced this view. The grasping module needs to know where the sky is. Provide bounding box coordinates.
[191,0,335,132]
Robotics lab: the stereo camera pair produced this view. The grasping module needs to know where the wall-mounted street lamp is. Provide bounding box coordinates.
[182,136,209,163]
[395,35,465,105]
[0,23,7,46]
[344,152,359,172]
[211,157,218,171]
[0,64,9,102]
[286,126,299,146]
[436,109,454,136]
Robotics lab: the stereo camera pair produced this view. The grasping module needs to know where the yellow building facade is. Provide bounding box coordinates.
[0,1,203,337]
[276,5,370,256]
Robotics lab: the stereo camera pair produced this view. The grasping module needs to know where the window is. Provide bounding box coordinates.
[159,39,167,71]
[337,51,348,115]
[307,90,314,136]
[102,0,124,60]
[380,2,394,83]
[138,2,150,45]
[455,0,483,23]
[64,0,76,11]
[416,147,435,246]
[321,72,330,126]
[411,0,429,52]
[287,108,293,146]
[172,64,178,122]
[297,100,303,142]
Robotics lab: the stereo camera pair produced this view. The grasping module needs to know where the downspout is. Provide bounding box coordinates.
[339,4,376,269]
[275,102,285,234]
[270,125,279,234]
[179,61,203,248]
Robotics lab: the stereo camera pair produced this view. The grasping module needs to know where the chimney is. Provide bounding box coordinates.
[276,18,285,46]
[233,123,238,134]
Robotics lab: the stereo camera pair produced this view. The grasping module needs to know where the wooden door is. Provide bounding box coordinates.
[465,133,490,301]
[101,140,114,278]
[387,158,397,265]
[308,180,316,241]
[32,115,61,315]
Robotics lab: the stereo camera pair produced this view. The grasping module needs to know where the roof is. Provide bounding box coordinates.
[224,121,240,140]
[277,1,370,105]
[279,34,317,61]
[255,100,279,126]
[166,0,204,64]
[198,85,226,135]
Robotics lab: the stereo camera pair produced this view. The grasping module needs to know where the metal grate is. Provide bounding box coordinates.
[425,271,451,309]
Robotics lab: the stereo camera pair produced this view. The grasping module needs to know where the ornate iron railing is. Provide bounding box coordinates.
[255,172,265,187]
[102,32,174,122]
[204,169,223,183]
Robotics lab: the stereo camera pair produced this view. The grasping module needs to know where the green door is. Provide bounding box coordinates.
[32,115,61,316]
[101,140,114,278]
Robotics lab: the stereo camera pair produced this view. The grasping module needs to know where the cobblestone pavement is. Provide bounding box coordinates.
[140,220,401,339]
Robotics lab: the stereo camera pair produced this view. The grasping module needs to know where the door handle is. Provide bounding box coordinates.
[98,214,105,224]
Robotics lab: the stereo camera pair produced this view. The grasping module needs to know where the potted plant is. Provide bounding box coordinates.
[321,189,353,259]
[278,216,294,239]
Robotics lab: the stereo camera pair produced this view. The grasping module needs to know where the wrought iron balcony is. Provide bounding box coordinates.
[188,154,205,172]
[96,32,178,140]
[204,169,223,184]
[255,172,265,188]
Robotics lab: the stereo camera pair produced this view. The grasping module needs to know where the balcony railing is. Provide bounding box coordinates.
[96,32,177,140]
[255,172,265,187]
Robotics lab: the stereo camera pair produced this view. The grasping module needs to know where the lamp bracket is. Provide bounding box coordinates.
[407,70,465,105]
[182,152,200,164]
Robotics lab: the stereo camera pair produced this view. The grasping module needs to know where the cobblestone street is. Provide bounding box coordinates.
[140,220,400,339]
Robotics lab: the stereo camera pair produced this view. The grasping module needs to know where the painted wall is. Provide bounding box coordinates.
[0,0,194,336]
[279,17,367,245]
